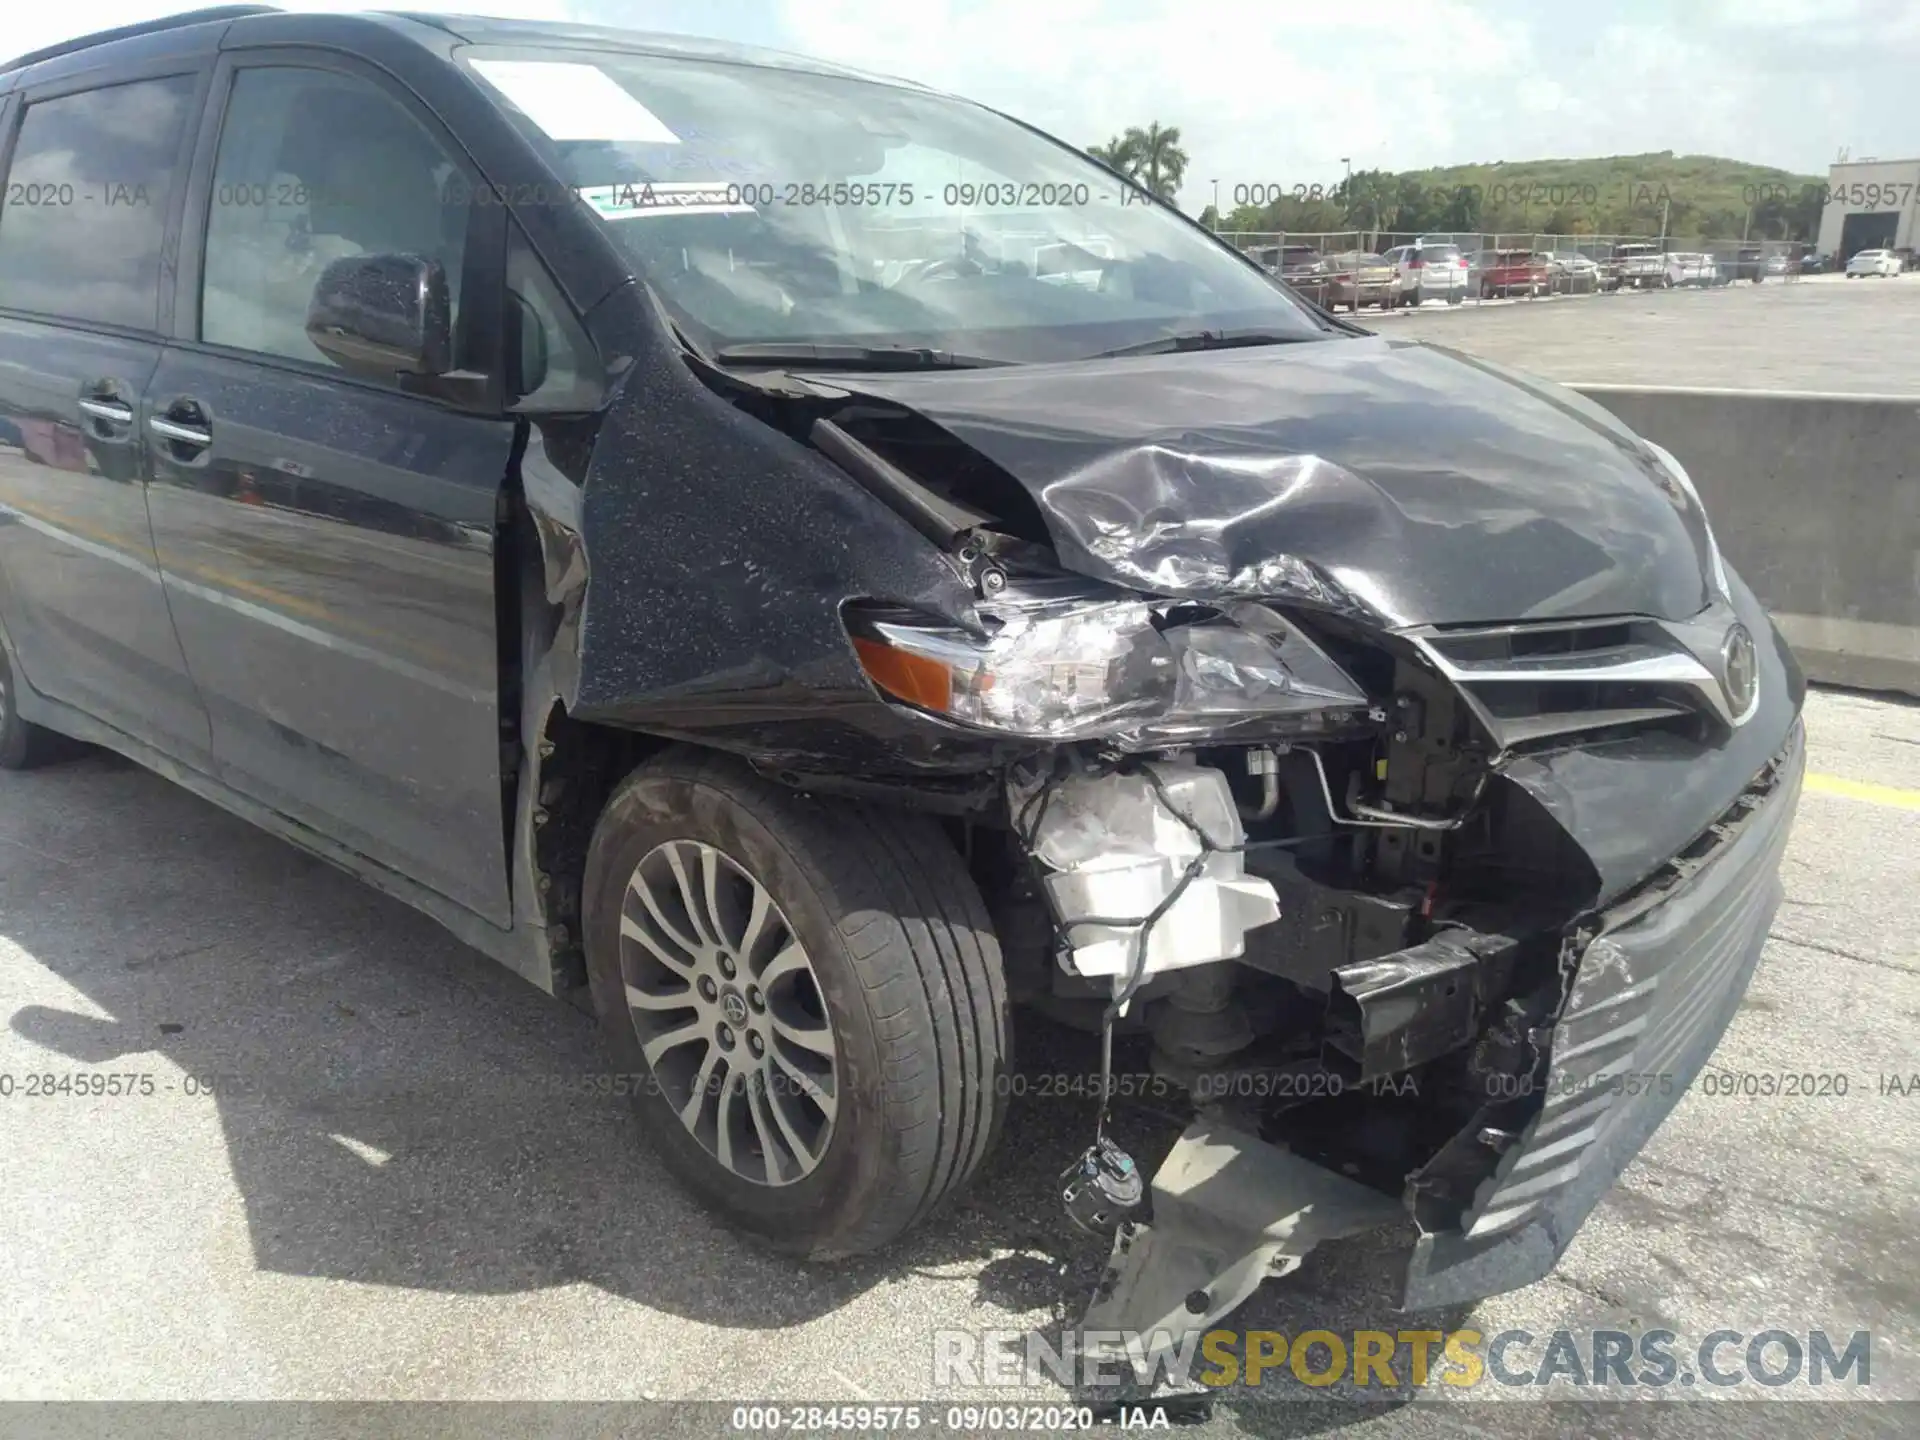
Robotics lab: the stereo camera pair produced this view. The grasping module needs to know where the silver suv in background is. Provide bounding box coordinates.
[1547,251,1601,293]
[1382,241,1467,305]
[1611,241,1675,289]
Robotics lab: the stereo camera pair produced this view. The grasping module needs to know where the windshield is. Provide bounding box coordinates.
[462,47,1330,364]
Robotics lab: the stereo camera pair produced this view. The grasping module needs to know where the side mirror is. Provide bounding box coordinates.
[305,253,452,381]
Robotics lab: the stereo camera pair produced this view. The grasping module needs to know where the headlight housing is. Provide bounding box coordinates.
[845,590,1369,747]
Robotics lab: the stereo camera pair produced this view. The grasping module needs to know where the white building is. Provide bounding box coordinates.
[1815,156,1920,258]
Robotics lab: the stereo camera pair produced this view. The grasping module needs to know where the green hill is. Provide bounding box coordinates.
[1217,152,1826,241]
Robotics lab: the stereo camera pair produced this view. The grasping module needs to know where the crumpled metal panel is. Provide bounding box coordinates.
[1402,720,1804,1310]
[533,299,991,778]
[833,337,1720,627]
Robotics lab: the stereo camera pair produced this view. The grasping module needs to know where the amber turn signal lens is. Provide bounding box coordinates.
[851,636,954,712]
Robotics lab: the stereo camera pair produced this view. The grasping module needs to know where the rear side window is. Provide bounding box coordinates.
[0,75,198,329]
[200,67,469,370]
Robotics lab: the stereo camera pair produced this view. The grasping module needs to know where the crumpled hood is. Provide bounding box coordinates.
[831,337,1717,627]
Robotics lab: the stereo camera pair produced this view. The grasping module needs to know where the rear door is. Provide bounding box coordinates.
[146,49,518,922]
[0,66,214,763]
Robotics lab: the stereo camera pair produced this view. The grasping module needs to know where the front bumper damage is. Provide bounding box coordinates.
[1405,718,1804,1306]
[546,290,1808,1342]
[1069,710,1804,1343]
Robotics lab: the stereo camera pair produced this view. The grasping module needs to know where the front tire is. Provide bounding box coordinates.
[582,748,1008,1260]
[0,648,72,770]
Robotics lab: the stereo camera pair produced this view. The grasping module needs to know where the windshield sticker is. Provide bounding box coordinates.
[470,61,681,144]
[579,182,756,220]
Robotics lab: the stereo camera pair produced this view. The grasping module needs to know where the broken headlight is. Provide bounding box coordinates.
[845,591,1368,743]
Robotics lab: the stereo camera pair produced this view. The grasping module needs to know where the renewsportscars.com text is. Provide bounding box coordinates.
[933,1327,1872,1392]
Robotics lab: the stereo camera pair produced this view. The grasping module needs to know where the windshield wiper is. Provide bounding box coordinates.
[1086,329,1320,360]
[711,343,1012,370]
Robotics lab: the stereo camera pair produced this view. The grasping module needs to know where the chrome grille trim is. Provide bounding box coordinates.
[1403,608,1748,747]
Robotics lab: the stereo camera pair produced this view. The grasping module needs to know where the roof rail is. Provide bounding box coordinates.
[1,6,279,75]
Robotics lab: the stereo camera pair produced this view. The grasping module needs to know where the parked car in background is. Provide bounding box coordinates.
[1763,251,1789,277]
[1847,248,1902,277]
[1797,249,1828,274]
[1380,241,1467,305]
[1546,251,1600,294]
[1255,244,1336,307]
[1724,247,1766,283]
[1611,241,1672,289]
[1891,247,1917,273]
[1670,253,1721,288]
[1324,251,1400,310]
[1475,249,1552,298]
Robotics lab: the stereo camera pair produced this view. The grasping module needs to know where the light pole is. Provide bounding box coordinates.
[1340,157,1354,243]
[1211,178,1220,231]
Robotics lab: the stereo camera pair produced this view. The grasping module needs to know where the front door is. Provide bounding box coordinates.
[146,56,517,923]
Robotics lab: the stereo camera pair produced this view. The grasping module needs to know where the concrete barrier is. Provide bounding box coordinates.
[1575,384,1920,698]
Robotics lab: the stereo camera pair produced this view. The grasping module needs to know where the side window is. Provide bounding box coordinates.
[0,75,199,329]
[505,224,604,411]
[201,66,468,370]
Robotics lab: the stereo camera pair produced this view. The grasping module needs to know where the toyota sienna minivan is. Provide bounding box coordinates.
[0,7,1804,1340]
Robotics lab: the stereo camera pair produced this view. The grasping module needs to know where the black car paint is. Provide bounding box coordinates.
[831,338,1720,627]
[0,316,214,766]
[0,7,1789,955]
[1499,568,1803,904]
[0,8,1807,1312]
[0,9,992,987]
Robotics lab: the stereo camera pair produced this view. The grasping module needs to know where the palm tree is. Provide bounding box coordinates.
[1085,135,1141,177]
[1120,122,1188,202]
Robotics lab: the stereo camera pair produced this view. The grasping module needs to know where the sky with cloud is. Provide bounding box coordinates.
[9,1,1918,212]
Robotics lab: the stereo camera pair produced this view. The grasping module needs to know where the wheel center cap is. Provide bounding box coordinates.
[720,988,749,1027]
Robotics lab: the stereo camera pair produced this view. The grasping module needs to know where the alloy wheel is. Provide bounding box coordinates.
[618,839,838,1186]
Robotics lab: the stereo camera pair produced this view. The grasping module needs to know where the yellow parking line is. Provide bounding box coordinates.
[1805,773,1920,811]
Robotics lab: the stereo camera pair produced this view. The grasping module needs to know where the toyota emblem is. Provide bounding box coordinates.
[1721,623,1758,723]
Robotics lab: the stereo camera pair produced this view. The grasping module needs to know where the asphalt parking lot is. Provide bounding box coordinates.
[4,278,1919,1436]
[3,691,1916,1435]
[1369,270,1920,393]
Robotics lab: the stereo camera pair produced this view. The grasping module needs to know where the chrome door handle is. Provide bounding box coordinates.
[78,398,134,424]
[149,415,212,447]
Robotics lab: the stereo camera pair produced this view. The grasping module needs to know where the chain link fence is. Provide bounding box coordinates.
[1221,230,1816,310]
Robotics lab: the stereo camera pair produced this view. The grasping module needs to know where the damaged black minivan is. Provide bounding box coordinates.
[0,8,1803,1331]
